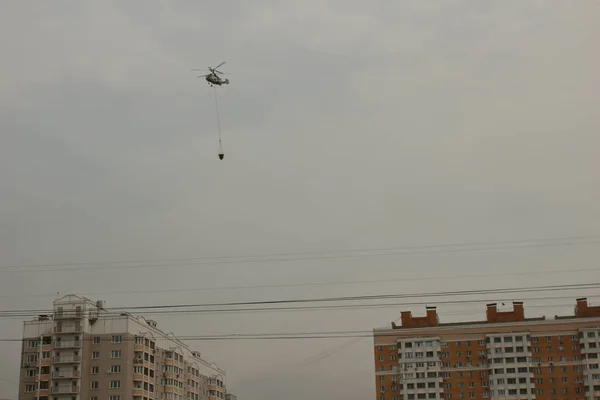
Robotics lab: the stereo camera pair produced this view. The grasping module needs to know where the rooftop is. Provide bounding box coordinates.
[374,297,600,332]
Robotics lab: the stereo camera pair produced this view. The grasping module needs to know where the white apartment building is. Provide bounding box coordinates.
[18,294,233,400]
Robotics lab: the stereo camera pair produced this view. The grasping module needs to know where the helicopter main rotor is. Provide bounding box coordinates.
[192,61,228,77]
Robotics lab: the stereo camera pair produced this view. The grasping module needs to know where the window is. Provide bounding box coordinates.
[111,336,122,344]
[109,397,120,400]
[110,381,121,389]
[25,384,36,392]
[111,350,122,358]
[42,351,50,359]
[90,397,98,400]
[111,365,121,373]
[27,354,37,363]
[389,345,397,351]
[92,351,99,359]
[93,337,100,344]
[91,381,99,390]
[378,356,384,361]
[91,366,99,374]
[28,340,38,348]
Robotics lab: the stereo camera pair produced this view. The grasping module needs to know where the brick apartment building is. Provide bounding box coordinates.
[373,298,600,400]
[17,294,236,400]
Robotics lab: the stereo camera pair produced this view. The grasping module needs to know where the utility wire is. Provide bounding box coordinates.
[1,282,597,317]
[1,298,595,342]
[1,235,597,274]
[3,235,594,269]
[1,320,597,342]
[1,265,598,299]
[0,298,590,320]
[0,296,594,319]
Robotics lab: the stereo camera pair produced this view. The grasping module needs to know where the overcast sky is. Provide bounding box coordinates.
[1,1,599,399]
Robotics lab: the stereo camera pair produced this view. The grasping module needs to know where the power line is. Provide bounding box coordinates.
[1,316,597,343]
[0,282,597,317]
[0,298,595,342]
[1,265,598,299]
[2,234,595,269]
[1,236,597,275]
[0,298,588,320]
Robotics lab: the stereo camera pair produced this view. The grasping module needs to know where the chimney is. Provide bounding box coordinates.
[426,306,439,326]
[513,301,525,321]
[401,311,412,327]
[399,308,439,328]
[486,303,498,322]
[575,298,588,317]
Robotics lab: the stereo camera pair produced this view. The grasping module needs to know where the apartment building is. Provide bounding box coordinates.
[18,294,233,400]
[373,298,600,400]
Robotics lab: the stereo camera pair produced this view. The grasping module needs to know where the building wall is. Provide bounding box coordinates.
[17,294,228,400]
[373,299,600,400]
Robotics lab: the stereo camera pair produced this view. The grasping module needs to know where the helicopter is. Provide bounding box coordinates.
[192,62,230,87]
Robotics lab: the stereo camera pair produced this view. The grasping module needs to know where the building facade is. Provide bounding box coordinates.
[373,298,600,400]
[18,294,229,400]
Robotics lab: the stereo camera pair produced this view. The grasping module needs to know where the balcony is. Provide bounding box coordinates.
[54,325,82,334]
[52,356,81,364]
[54,341,82,349]
[52,371,81,379]
[53,312,83,320]
[51,386,80,394]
